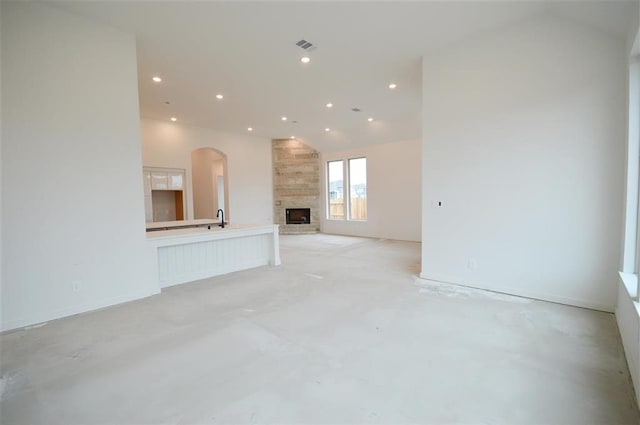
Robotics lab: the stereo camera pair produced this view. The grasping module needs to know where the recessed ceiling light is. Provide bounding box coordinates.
[247,127,253,132]
[325,128,330,132]
[367,117,374,122]
[388,83,397,89]
[326,103,333,108]
[152,76,162,83]
[290,136,295,139]
[216,94,224,100]
[170,117,177,122]
[301,56,310,64]
[281,116,288,121]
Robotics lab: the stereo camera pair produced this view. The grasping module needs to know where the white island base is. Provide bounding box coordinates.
[147,224,280,288]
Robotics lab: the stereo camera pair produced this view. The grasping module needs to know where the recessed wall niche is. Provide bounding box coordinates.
[272,139,320,234]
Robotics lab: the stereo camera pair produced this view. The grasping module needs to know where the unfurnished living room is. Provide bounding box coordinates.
[2,1,640,424]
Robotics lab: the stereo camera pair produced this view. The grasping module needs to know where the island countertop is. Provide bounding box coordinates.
[146,223,278,244]
[146,218,220,231]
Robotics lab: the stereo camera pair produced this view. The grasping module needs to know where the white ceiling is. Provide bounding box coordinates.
[50,0,636,152]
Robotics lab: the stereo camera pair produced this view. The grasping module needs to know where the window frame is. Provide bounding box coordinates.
[633,56,640,298]
[622,54,640,299]
[326,159,345,221]
[325,156,367,222]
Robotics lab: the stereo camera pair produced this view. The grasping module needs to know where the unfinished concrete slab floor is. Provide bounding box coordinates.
[1,234,638,424]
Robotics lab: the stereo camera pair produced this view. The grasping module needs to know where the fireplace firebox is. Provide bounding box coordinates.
[286,208,311,224]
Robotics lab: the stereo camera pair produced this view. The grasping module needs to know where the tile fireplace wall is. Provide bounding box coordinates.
[272,139,320,234]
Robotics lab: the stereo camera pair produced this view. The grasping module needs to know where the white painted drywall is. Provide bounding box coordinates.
[192,149,214,218]
[0,0,4,326]
[629,1,640,57]
[1,2,157,331]
[421,14,626,311]
[141,118,273,225]
[191,148,223,219]
[320,139,421,242]
[151,191,179,221]
[212,159,225,212]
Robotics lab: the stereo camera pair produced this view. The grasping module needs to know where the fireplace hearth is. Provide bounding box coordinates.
[286,208,311,224]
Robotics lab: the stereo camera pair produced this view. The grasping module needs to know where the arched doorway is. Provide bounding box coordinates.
[191,148,229,221]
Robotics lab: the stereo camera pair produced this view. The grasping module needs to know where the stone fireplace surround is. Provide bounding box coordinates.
[272,139,320,234]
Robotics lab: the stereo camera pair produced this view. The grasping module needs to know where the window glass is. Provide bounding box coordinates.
[349,158,367,220]
[327,160,344,219]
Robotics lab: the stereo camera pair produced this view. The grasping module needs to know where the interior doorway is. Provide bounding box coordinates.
[191,148,229,220]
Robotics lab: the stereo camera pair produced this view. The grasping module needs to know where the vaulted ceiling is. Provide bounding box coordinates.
[51,1,636,152]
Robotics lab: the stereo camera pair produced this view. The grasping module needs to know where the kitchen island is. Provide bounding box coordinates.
[147,224,280,288]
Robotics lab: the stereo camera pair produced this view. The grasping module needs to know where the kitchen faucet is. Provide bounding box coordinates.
[216,209,225,228]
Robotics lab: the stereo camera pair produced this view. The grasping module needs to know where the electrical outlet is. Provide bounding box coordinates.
[72,280,82,293]
[431,200,443,208]
[468,259,478,270]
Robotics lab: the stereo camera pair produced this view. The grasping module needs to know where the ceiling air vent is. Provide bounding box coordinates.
[296,39,316,51]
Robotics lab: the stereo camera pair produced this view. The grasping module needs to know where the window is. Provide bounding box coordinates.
[622,53,640,298]
[633,56,640,298]
[349,158,367,220]
[327,160,344,219]
[327,157,367,221]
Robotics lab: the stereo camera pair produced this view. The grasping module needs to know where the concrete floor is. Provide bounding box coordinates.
[1,234,638,424]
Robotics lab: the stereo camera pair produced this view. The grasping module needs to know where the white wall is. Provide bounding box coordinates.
[321,139,421,242]
[0,1,4,327]
[212,159,225,212]
[151,191,180,221]
[1,2,157,331]
[628,2,640,57]
[141,118,273,225]
[421,14,627,311]
[191,148,224,219]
